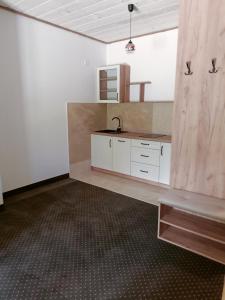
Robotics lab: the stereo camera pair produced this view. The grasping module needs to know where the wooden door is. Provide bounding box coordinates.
[171,0,225,199]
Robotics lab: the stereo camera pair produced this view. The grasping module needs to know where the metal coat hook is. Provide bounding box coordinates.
[209,58,218,74]
[185,61,193,75]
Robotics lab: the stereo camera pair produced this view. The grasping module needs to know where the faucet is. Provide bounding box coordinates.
[112,117,121,133]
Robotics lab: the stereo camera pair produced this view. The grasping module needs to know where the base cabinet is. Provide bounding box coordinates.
[91,134,171,185]
[91,135,113,171]
[113,137,131,175]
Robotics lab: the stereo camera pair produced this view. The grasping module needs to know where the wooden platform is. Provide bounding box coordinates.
[158,189,225,265]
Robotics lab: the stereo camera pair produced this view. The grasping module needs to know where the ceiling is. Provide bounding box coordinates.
[0,0,179,43]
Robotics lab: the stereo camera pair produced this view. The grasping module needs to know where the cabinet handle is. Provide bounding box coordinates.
[118,140,126,143]
[109,139,112,148]
[141,143,150,146]
[161,145,164,156]
[140,170,149,174]
[141,154,149,158]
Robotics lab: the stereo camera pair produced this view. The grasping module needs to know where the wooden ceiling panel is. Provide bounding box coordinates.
[2,0,179,43]
[73,2,178,34]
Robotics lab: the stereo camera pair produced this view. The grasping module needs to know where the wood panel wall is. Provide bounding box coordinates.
[171,0,225,199]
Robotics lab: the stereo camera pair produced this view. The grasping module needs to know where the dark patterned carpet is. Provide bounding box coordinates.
[0,180,224,300]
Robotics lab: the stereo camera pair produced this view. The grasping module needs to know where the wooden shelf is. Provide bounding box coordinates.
[160,189,225,224]
[130,81,151,85]
[159,224,225,265]
[158,192,225,265]
[100,88,117,92]
[161,206,225,244]
[100,76,117,81]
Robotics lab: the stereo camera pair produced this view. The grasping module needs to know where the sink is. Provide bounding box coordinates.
[95,129,127,134]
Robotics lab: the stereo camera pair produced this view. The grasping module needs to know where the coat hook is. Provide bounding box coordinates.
[209,58,218,74]
[184,61,193,75]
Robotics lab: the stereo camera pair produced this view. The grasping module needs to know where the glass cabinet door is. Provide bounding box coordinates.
[98,66,119,102]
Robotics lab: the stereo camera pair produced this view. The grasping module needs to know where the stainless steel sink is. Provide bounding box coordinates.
[95,129,127,134]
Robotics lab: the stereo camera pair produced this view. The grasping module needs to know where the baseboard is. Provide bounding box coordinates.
[0,204,5,211]
[3,174,69,198]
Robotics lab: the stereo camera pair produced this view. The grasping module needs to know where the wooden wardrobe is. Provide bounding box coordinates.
[171,0,225,199]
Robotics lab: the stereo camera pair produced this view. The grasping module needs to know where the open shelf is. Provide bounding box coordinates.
[160,205,225,244]
[100,88,117,92]
[159,224,225,265]
[100,76,117,81]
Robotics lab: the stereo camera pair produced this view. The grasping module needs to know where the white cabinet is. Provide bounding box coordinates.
[131,148,160,166]
[91,134,171,185]
[97,64,130,103]
[91,135,113,171]
[131,139,160,150]
[159,143,171,185]
[113,137,131,175]
[131,162,159,182]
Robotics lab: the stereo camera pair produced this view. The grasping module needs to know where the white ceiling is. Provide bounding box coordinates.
[1,0,179,43]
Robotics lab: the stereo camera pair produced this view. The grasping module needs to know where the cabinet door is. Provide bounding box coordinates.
[159,143,171,185]
[113,137,131,175]
[97,66,120,103]
[91,135,113,170]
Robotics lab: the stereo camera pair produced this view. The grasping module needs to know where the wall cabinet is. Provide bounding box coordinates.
[91,135,113,171]
[91,134,171,185]
[97,64,130,103]
[113,137,131,175]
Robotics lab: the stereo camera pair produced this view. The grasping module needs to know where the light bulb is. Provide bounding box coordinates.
[125,40,135,53]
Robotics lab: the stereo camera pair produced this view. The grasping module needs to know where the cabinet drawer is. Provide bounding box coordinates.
[131,147,160,166]
[131,162,159,182]
[131,139,160,150]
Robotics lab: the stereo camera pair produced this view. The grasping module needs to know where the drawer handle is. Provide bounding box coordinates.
[118,140,126,143]
[140,170,149,174]
[141,143,150,146]
[141,154,149,158]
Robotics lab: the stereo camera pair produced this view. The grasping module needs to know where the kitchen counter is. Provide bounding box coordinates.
[92,131,172,143]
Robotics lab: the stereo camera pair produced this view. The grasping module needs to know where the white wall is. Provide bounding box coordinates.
[0,9,106,192]
[107,29,178,101]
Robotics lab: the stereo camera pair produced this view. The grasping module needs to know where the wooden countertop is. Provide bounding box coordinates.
[92,131,172,143]
[160,189,225,223]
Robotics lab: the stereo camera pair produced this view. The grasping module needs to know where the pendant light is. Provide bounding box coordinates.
[125,4,135,53]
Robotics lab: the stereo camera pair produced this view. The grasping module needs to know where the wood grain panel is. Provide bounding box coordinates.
[171,0,225,199]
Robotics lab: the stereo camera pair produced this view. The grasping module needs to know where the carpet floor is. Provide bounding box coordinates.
[0,180,224,300]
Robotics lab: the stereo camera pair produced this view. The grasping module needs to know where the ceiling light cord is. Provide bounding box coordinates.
[130,12,132,41]
[125,3,135,53]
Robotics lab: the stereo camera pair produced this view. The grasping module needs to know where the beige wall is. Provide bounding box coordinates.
[68,103,107,164]
[68,102,173,165]
[107,102,173,135]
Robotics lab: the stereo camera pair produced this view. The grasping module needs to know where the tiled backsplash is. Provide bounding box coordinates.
[107,102,173,135]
